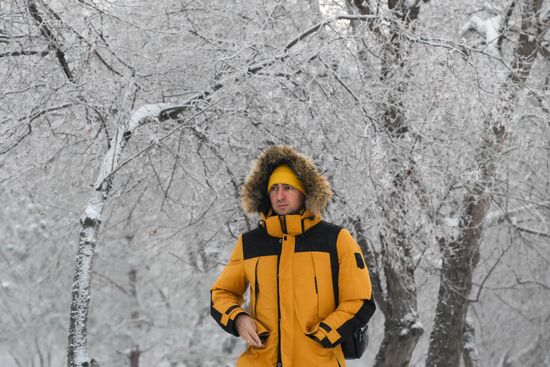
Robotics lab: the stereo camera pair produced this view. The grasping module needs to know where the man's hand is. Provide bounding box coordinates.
[235,314,265,348]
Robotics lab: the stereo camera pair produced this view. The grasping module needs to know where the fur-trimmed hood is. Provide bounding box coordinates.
[241,145,333,215]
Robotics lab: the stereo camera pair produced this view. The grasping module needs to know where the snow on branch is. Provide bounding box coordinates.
[0,49,49,57]
[461,14,502,57]
[94,103,171,190]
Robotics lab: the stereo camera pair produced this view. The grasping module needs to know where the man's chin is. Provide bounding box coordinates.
[274,208,303,215]
[273,206,289,215]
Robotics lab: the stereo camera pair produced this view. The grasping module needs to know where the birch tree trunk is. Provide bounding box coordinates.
[67,105,167,367]
[426,1,544,365]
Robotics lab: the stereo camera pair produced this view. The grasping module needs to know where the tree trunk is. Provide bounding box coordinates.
[67,105,167,367]
[129,347,140,367]
[376,175,424,367]
[128,269,142,367]
[350,2,426,366]
[426,1,543,365]
[463,317,479,367]
[351,216,423,367]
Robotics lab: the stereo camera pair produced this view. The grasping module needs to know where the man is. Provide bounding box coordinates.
[210,145,375,366]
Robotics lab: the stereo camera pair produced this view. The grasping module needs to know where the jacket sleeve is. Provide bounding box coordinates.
[210,235,249,337]
[309,228,376,348]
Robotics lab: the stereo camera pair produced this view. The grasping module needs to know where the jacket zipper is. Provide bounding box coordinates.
[254,259,260,317]
[276,238,282,367]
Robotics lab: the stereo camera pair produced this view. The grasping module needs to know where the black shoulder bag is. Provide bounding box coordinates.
[341,321,369,359]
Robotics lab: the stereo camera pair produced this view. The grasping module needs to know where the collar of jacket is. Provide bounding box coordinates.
[259,209,321,237]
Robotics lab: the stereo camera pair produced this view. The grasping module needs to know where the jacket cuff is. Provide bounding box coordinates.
[226,307,248,336]
[211,303,248,337]
[308,322,341,348]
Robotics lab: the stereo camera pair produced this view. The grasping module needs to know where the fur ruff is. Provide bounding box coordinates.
[241,145,333,215]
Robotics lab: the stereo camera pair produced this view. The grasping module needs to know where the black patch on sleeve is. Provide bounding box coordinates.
[354,253,365,269]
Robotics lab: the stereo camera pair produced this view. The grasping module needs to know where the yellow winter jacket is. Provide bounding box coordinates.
[210,210,375,367]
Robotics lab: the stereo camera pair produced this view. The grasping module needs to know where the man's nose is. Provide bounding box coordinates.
[276,189,286,201]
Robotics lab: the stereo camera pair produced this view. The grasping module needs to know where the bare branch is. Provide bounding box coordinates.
[0,49,49,57]
[27,0,75,83]
[97,103,218,188]
[470,241,514,303]
[91,271,131,296]
[0,103,74,156]
[497,0,517,53]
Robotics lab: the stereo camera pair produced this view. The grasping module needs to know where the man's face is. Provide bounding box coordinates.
[269,184,305,215]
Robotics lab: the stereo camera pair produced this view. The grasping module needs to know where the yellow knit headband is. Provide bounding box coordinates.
[267,165,305,194]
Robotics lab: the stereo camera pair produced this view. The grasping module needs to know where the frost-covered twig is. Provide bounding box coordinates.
[159,14,380,119]
[485,200,550,238]
[99,102,217,187]
[0,103,74,156]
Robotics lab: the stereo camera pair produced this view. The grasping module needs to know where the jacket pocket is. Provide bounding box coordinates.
[311,253,320,319]
[304,325,337,361]
[255,319,270,342]
[294,252,320,332]
[311,252,335,318]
